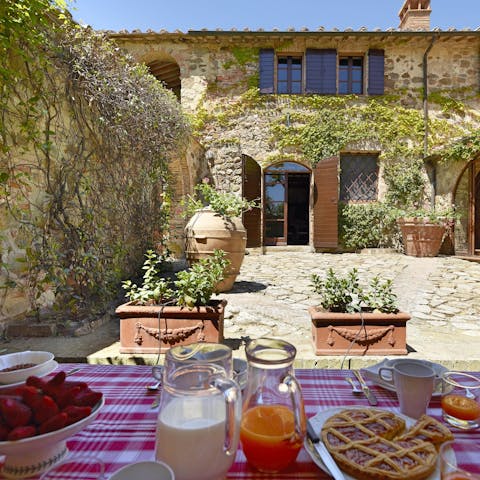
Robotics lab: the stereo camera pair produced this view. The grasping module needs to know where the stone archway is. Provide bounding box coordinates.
[142,52,181,100]
[453,157,480,256]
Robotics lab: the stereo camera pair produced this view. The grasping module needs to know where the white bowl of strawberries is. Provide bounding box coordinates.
[0,370,103,479]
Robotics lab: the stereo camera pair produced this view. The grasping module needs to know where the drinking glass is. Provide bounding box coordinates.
[441,372,480,430]
[440,440,480,480]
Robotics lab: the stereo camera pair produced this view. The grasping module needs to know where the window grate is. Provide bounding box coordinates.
[340,155,378,202]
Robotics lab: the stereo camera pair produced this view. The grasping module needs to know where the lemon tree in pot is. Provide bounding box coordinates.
[308,268,410,356]
[116,249,230,354]
[183,179,258,292]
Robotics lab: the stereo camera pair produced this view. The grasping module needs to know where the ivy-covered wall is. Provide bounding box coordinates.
[0,2,195,327]
[115,31,480,204]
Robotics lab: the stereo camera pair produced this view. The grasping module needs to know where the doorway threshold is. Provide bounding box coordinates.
[263,245,312,253]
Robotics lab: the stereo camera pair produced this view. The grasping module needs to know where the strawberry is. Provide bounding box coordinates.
[38,412,67,435]
[72,389,102,407]
[7,425,36,441]
[55,385,82,409]
[26,376,48,390]
[0,398,32,428]
[20,386,43,409]
[0,418,11,440]
[62,405,92,425]
[31,395,59,424]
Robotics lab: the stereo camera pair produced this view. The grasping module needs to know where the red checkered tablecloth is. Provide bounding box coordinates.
[2,364,480,479]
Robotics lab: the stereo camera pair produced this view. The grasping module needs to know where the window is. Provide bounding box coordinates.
[339,57,363,94]
[259,48,384,96]
[277,56,302,94]
[340,154,378,202]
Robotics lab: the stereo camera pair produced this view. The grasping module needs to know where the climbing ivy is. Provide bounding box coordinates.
[0,1,189,320]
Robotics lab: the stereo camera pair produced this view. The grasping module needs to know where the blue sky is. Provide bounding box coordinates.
[71,0,480,32]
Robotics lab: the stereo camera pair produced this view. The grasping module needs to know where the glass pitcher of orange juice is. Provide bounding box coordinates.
[240,337,306,473]
[155,362,241,480]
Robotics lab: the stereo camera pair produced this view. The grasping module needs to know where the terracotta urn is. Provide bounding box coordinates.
[185,207,247,292]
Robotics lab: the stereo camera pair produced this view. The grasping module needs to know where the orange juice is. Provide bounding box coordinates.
[240,404,303,472]
[441,394,480,421]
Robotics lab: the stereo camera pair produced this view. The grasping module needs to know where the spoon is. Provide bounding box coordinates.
[346,377,362,395]
[147,381,161,391]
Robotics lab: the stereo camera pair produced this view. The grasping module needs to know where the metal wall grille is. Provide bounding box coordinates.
[340,154,378,202]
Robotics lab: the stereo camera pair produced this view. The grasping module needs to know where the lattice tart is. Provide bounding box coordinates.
[320,408,452,480]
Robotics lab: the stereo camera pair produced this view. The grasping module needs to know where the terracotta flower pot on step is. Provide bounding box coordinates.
[116,300,226,354]
[309,307,411,356]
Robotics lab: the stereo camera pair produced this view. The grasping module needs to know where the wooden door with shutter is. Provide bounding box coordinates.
[313,156,339,249]
[242,156,261,247]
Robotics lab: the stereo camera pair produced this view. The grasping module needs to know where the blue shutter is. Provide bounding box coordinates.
[259,49,274,94]
[306,49,337,94]
[368,49,384,95]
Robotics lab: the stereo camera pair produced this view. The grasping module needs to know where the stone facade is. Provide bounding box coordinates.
[113,28,480,251]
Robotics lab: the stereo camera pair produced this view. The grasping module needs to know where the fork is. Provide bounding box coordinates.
[346,377,362,395]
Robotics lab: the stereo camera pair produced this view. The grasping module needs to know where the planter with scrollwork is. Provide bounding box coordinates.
[309,307,411,356]
[116,300,226,354]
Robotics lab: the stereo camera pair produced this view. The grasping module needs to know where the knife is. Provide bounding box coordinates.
[353,370,378,406]
[306,419,345,480]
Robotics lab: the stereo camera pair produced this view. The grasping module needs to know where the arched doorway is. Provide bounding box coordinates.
[264,162,310,246]
[453,157,480,256]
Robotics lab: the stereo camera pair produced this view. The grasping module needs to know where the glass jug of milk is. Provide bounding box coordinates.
[155,362,241,480]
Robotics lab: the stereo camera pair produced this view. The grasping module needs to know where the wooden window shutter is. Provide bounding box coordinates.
[259,49,274,94]
[367,49,385,95]
[306,49,337,94]
[242,156,262,247]
[313,156,339,249]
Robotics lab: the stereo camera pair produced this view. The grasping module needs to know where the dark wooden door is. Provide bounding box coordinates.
[242,156,261,247]
[313,156,339,249]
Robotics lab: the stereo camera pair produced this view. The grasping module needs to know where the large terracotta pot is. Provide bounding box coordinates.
[397,218,446,257]
[185,208,247,292]
[116,300,226,354]
[309,307,411,356]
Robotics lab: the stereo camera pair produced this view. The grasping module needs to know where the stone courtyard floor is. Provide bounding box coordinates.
[2,250,480,370]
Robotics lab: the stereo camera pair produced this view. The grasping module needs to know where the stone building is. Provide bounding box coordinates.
[111,0,480,257]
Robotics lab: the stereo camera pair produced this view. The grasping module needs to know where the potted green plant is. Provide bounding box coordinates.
[308,268,410,356]
[183,179,258,292]
[115,249,230,354]
[396,207,457,257]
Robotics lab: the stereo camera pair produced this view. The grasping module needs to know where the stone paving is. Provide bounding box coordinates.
[220,250,480,369]
[2,250,480,370]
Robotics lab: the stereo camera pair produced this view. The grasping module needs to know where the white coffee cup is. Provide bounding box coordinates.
[379,361,435,418]
[109,461,175,480]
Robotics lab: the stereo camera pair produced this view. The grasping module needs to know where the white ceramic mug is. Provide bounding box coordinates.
[109,461,175,480]
[379,361,435,418]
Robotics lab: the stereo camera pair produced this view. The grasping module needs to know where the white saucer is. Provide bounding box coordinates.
[361,358,448,397]
[0,360,58,391]
[305,407,452,480]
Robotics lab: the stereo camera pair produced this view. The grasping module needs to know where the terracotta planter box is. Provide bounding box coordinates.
[309,307,411,356]
[116,300,226,354]
[397,218,446,257]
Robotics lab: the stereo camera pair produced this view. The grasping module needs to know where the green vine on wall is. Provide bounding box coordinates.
[0,1,189,320]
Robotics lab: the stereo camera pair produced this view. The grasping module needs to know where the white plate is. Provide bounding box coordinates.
[305,407,453,480]
[0,360,58,391]
[361,358,448,397]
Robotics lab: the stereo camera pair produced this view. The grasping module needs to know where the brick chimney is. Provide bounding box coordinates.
[398,0,431,30]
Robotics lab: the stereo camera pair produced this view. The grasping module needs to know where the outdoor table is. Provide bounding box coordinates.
[2,363,480,479]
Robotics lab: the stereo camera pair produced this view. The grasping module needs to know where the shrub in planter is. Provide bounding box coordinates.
[116,249,230,353]
[309,268,410,356]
